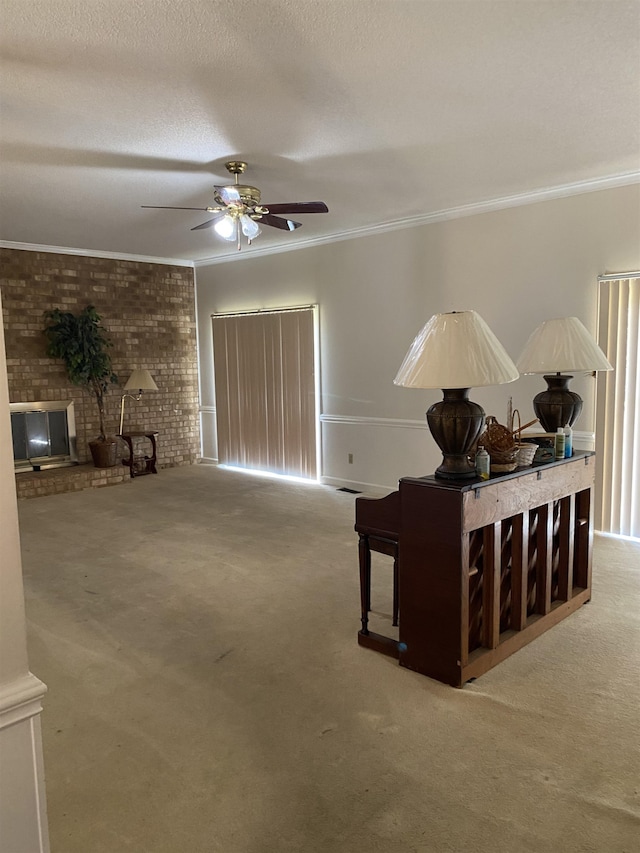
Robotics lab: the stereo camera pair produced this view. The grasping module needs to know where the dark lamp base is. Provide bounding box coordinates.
[427,388,485,480]
[533,374,583,433]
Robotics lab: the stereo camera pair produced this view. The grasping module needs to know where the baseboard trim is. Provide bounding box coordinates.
[0,672,47,731]
[321,476,395,494]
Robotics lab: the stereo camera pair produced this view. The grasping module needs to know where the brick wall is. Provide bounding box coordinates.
[1,247,200,469]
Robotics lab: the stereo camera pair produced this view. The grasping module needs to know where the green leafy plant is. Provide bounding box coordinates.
[43,305,118,442]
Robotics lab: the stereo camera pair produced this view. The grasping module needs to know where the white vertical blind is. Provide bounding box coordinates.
[596,277,640,538]
[212,307,317,479]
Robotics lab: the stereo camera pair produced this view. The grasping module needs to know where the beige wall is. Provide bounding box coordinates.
[196,184,640,491]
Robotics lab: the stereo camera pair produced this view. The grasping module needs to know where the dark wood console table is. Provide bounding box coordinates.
[119,431,158,478]
[355,453,595,687]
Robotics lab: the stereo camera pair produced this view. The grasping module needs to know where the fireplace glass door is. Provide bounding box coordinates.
[10,401,78,472]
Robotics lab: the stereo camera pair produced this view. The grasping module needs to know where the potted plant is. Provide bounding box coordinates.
[44,305,119,468]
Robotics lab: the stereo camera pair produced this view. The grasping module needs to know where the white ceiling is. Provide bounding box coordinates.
[1,0,639,265]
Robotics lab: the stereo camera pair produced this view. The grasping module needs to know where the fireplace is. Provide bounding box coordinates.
[10,400,78,473]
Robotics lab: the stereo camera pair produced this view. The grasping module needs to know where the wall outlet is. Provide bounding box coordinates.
[348,453,353,464]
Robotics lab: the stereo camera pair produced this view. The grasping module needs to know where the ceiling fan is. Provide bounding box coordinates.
[142,160,328,250]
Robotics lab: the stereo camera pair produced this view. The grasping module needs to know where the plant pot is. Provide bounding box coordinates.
[88,438,118,468]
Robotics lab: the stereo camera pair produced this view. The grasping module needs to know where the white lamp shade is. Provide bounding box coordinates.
[124,369,158,391]
[394,310,519,389]
[516,317,613,374]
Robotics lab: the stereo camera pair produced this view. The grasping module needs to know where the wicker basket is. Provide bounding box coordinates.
[515,442,537,467]
[478,416,518,473]
[509,409,539,469]
[489,453,518,473]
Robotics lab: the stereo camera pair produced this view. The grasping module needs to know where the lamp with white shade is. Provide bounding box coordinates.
[394,311,519,479]
[516,317,613,433]
[118,369,158,435]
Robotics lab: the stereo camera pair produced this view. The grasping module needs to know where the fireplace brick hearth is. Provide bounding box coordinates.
[15,462,131,500]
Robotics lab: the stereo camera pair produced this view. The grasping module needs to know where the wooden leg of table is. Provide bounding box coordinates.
[359,534,371,635]
[147,433,157,473]
[392,550,399,627]
[121,436,135,478]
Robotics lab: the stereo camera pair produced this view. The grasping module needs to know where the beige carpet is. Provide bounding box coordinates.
[18,464,640,853]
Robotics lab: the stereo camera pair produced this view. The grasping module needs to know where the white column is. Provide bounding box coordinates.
[0,293,50,852]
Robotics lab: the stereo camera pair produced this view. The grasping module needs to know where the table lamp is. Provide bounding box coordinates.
[516,317,613,432]
[394,310,519,479]
[119,369,158,434]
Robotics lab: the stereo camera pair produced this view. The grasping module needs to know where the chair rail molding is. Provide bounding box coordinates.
[320,414,428,430]
[321,414,594,447]
[0,672,47,731]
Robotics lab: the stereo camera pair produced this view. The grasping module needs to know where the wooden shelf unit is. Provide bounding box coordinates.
[356,453,595,687]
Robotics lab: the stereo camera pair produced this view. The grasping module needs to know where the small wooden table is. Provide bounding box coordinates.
[119,431,158,478]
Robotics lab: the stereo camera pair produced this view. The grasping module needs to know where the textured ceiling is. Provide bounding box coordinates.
[1,0,639,264]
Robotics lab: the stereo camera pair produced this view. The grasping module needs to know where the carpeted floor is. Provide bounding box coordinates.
[18,464,640,853]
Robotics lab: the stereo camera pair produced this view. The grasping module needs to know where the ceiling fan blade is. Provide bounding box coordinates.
[191,214,227,231]
[260,214,302,231]
[262,202,328,215]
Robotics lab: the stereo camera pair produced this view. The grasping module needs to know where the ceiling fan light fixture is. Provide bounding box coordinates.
[213,214,237,241]
[240,214,261,240]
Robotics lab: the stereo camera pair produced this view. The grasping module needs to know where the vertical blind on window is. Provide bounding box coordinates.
[212,307,317,479]
[596,276,639,539]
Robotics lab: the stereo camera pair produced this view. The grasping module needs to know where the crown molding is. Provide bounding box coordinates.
[194,170,640,267]
[2,171,637,269]
[0,241,194,268]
